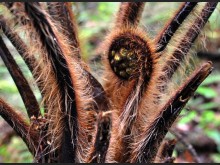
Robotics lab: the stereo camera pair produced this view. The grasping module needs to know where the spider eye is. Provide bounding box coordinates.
[108,30,153,80]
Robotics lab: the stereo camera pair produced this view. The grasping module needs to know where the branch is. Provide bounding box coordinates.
[197,51,220,61]
[156,2,197,52]
[85,111,111,163]
[0,98,39,155]
[155,139,176,163]
[170,128,201,163]
[25,2,77,162]
[0,16,36,76]
[0,36,40,118]
[129,61,213,162]
[0,16,44,93]
[158,2,217,91]
[115,2,145,27]
[47,2,80,51]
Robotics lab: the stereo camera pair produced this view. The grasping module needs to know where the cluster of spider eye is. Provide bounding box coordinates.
[0,2,217,163]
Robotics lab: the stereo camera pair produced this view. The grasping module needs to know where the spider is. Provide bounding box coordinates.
[0,2,217,163]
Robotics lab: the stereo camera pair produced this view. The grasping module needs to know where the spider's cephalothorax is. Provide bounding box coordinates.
[0,2,217,163]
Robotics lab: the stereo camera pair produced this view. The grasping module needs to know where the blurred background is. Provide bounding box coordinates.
[0,2,220,163]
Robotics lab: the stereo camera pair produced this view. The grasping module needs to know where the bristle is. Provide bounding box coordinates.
[115,2,145,28]
[0,98,39,155]
[72,68,111,163]
[0,36,40,118]
[24,2,78,162]
[124,3,217,162]
[1,2,70,161]
[0,16,43,92]
[156,2,198,52]
[24,2,111,162]
[102,27,156,162]
[154,139,176,163]
[0,16,35,74]
[86,111,111,163]
[157,2,217,92]
[129,62,213,162]
[0,2,217,163]
[103,12,154,162]
[47,2,80,52]
[107,30,153,80]
[2,2,30,25]
[0,4,64,161]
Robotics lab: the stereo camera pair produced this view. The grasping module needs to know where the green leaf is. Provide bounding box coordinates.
[205,130,220,152]
[0,80,18,94]
[198,102,220,110]
[178,110,197,124]
[211,153,220,163]
[196,86,218,99]
[0,145,7,157]
[200,110,215,124]
[201,73,220,86]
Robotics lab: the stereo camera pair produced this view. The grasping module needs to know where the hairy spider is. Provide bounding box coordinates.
[0,2,217,163]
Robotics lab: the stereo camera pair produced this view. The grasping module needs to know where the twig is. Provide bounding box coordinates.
[0,16,44,93]
[197,51,220,61]
[162,157,176,163]
[0,98,39,155]
[47,2,80,50]
[156,2,197,52]
[115,2,145,28]
[155,139,176,163]
[170,128,201,163]
[0,36,40,118]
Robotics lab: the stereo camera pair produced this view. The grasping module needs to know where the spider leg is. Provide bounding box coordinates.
[129,61,213,162]
[0,98,39,155]
[115,2,145,28]
[0,36,40,118]
[156,2,198,52]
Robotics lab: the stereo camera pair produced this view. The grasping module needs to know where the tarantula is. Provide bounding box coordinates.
[0,2,217,163]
